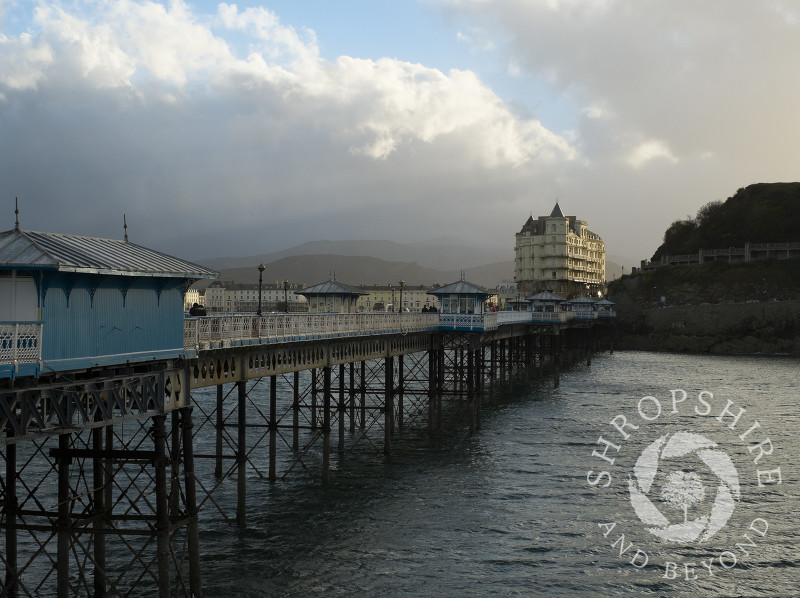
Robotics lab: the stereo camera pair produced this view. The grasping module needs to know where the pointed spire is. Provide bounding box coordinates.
[14,197,19,231]
[550,200,564,218]
[123,214,129,242]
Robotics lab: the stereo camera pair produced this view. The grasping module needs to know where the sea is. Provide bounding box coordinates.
[195,351,800,597]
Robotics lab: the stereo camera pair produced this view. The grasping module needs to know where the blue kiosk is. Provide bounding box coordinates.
[0,225,218,380]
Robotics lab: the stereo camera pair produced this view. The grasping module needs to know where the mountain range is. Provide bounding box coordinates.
[197,239,627,288]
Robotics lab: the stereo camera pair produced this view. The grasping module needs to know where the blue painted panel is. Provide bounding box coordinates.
[40,272,186,371]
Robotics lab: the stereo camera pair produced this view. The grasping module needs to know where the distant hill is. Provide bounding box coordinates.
[214,254,514,289]
[651,182,800,260]
[201,239,511,273]
[197,237,626,288]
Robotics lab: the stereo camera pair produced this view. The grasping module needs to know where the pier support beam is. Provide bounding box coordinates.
[322,366,331,483]
[349,362,356,433]
[338,363,346,453]
[153,415,171,598]
[552,329,560,389]
[270,375,277,481]
[57,433,70,598]
[181,406,204,597]
[5,439,17,596]
[384,356,394,455]
[467,348,476,434]
[427,348,436,434]
[397,354,404,429]
[92,422,107,598]
[236,381,247,527]
[360,360,367,430]
[215,384,223,478]
[293,371,300,451]
[311,368,319,430]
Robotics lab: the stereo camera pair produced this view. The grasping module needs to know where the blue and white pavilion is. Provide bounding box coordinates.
[0,226,218,379]
[295,280,367,313]
[527,291,565,312]
[426,280,491,314]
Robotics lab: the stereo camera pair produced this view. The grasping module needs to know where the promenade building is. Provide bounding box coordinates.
[183,287,204,312]
[496,281,519,310]
[514,202,605,297]
[204,281,307,313]
[354,284,440,312]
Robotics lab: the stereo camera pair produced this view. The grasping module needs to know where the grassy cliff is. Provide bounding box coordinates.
[651,182,800,261]
[608,181,800,354]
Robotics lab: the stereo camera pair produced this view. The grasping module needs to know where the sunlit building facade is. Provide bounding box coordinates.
[514,203,605,297]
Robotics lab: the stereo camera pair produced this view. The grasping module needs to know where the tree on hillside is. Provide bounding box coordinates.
[650,183,800,261]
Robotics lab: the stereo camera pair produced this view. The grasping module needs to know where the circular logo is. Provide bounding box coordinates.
[628,431,741,543]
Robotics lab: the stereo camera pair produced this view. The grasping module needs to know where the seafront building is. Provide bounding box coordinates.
[514,202,606,297]
[183,287,203,311]
[198,280,448,313]
[496,281,519,310]
[354,284,440,312]
[203,281,307,313]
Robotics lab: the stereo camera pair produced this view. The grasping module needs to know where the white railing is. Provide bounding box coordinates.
[571,310,599,320]
[529,311,568,323]
[184,313,440,351]
[438,313,494,331]
[0,322,42,366]
[184,309,612,351]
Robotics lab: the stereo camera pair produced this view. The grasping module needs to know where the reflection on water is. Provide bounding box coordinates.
[198,352,800,597]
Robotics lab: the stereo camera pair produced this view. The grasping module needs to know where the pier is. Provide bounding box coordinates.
[0,228,614,597]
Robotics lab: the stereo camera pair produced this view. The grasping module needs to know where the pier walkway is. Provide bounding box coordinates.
[1,310,613,597]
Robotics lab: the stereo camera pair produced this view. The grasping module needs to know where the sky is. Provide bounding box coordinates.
[1,0,798,268]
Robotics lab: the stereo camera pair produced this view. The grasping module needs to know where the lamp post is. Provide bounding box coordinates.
[399,279,405,313]
[283,280,289,313]
[257,263,265,316]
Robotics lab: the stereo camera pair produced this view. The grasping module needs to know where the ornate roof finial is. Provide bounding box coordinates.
[123,214,128,242]
[14,197,19,231]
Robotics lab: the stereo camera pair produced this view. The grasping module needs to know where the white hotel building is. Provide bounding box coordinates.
[514,203,605,298]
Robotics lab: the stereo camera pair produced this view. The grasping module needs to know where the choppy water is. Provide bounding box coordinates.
[197,352,799,597]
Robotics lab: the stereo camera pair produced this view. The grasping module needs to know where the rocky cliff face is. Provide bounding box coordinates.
[614,300,800,355]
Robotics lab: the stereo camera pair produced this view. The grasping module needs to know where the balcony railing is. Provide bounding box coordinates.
[0,322,42,369]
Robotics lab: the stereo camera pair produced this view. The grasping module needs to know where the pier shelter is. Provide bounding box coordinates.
[0,227,217,379]
[594,298,616,318]
[296,280,368,313]
[506,298,530,311]
[426,280,491,314]
[527,291,565,312]
[565,296,597,319]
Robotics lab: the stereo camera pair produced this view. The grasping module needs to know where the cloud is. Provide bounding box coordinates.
[0,0,580,263]
[3,0,796,269]
[626,139,677,169]
[439,0,800,260]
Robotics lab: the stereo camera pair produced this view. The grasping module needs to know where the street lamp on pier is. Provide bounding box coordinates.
[257,263,265,316]
[399,279,405,313]
[283,280,289,313]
